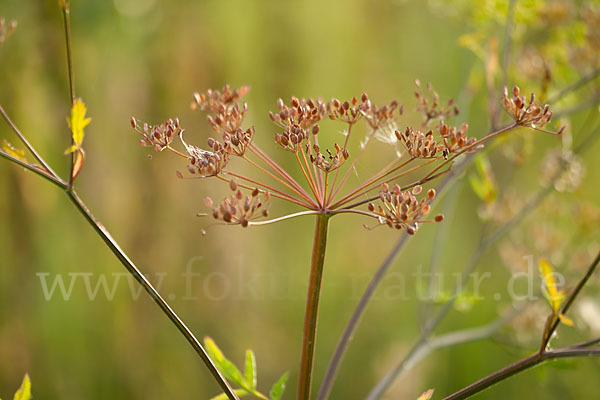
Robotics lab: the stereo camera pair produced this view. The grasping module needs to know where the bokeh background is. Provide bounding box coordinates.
[1,0,599,399]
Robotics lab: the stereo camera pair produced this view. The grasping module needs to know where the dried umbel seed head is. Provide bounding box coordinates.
[438,121,478,154]
[192,84,250,113]
[502,85,562,132]
[362,98,403,130]
[202,188,270,228]
[310,143,350,172]
[183,136,230,177]
[0,18,17,44]
[396,127,444,159]
[205,102,248,136]
[368,184,443,233]
[414,80,459,126]
[327,95,371,124]
[269,96,326,130]
[192,85,252,154]
[275,124,310,152]
[222,126,254,156]
[131,117,182,152]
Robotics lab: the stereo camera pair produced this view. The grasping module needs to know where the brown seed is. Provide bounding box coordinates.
[223,211,232,222]
[434,214,444,222]
[427,188,436,200]
[229,179,237,191]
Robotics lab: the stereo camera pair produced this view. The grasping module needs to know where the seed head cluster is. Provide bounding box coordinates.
[131,82,555,235]
[131,118,180,152]
[414,80,459,126]
[367,184,443,234]
[502,85,562,132]
[203,180,270,229]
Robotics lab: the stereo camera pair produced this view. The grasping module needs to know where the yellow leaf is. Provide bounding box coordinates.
[13,374,31,400]
[417,389,434,400]
[539,258,564,313]
[65,98,91,153]
[1,140,27,162]
[558,313,575,327]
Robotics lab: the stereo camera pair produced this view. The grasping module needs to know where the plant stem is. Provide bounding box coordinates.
[543,248,600,349]
[316,232,409,400]
[65,189,239,399]
[443,348,600,400]
[60,0,76,188]
[298,213,331,400]
[0,105,60,179]
[0,150,66,188]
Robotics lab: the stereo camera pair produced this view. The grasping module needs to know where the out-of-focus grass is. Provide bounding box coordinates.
[1,1,599,399]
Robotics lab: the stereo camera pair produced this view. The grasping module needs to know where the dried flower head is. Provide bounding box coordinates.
[132,83,544,235]
[438,121,478,154]
[202,181,270,228]
[269,96,325,130]
[183,137,230,177]
[327,96,369,124]
[0,18,17,44]
[395,128,444,159]
[131,117,181,152]
[366,184,443,234]
[311,143,349,172]
[502,85,564,134]
[414,80,459,127]
[360,95,403,130]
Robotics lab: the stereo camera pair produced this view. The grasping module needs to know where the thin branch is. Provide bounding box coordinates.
[0,150,67,188]
[242,154,318,208]
[378,304,528,385]
[548,67,600,104]
[543,248,600,350]
[570,337,600,349]
[66,190,239,399]
[501,0,517,91]
[360,122,600,399]
[0,104,60,179]
[247,210,320,226]
[60,0,77,188]
[443,348,600,400]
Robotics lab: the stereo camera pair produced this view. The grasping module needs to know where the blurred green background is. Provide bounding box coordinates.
[1,0,599,399]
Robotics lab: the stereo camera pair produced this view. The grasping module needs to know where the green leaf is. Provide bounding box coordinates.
[209,389,249,400]
[244,350,257,390]
[220,358,246,388]
[13,374,31,400]
[269,372,289,400]
[204,337,225,364]
[203,337,247,387]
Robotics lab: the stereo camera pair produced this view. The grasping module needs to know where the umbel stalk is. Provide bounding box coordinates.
[298,213,331,400]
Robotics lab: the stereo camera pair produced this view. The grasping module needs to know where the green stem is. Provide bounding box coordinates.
[60,0,76,188]
[64,189,239,399]
[298,213,331,400]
